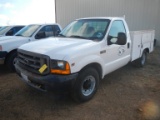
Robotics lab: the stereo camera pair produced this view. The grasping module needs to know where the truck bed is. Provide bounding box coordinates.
[130,30,155,61]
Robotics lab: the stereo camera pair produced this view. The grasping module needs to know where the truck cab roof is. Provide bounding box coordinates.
[26,23,62,29]
[76,17,125,21]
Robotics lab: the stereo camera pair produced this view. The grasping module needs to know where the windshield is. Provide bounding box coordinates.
[15,25,41,37]
[0,26,12,35]
[60,19,110,40]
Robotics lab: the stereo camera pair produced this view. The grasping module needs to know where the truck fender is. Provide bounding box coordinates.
[70,55,105,79]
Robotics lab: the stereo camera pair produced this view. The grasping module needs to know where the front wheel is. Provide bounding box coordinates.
[71,67,99,103]
[6,52,17,71]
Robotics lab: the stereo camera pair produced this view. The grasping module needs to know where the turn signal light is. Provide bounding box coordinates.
[51,62,70,75]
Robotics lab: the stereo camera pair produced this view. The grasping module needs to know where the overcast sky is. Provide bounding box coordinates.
[0,0,55,26]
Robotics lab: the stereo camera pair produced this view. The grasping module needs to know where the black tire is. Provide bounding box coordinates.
[6,52,17,71]
[71,67,99,103]
[134,50,147,67]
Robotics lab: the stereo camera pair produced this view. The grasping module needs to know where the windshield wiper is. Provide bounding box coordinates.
[69,35,87,39]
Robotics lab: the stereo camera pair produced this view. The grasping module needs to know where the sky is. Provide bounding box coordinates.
[0,0,55,26]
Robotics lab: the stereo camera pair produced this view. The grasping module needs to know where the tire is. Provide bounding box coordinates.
[71,67,99,103]
[134,50,147,67]
[6,52,17,71]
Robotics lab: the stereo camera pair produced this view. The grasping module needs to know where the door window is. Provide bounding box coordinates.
[37,25,54,38]
[108,20,126,44]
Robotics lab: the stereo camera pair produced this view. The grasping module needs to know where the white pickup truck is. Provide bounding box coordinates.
[15,17,155,102]
[0,24,61,71]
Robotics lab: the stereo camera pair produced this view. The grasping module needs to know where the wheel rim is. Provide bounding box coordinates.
[13,57,17,66]
[81,75,96,96]
[141,53,146,65]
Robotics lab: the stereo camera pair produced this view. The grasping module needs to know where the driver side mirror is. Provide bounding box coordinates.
[107,32,126,45]
[55,30,60,36]
[117,32,127,45]
[35,31,46,39]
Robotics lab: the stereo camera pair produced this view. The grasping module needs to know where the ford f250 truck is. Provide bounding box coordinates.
[15,17,155,102]
[0,24,61,71]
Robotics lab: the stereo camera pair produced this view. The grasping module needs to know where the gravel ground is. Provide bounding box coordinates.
[0,47,160,120]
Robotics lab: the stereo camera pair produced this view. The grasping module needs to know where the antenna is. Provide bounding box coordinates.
[123,15,125,19]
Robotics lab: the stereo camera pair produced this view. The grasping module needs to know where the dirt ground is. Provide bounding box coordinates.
[0,47,160,120]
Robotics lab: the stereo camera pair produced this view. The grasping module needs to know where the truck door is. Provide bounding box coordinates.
[103,20,131,74]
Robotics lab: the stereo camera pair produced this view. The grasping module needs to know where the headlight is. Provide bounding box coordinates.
[0,45,2,51]
[50,60,70,75]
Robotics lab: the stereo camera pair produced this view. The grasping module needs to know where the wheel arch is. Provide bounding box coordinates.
[143,48,149,53]
[4,49,17,64]
[79,63,103,80]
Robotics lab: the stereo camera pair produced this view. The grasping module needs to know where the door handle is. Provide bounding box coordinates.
[127,43,130,48]
[100,50,106,54]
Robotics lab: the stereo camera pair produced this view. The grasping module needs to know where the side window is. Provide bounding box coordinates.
[108,20,126,44]
[45,26,54,37]
[36,25,54,39]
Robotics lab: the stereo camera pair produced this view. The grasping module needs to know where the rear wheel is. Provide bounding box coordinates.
[6,51,17,71]
[71,67,99,102]
[134,50,147,67]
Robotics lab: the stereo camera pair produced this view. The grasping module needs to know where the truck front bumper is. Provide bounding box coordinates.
[15,62,78,92]
[0,51,7,64]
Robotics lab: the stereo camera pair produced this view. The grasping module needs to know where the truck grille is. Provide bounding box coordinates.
[17,49,50,75]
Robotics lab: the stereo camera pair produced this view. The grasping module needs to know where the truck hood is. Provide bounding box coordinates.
[19,37,99,60]
[0,36,15,41]
[0,36,30,44]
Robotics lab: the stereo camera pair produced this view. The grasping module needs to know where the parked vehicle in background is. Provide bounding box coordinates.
[0,25,25,37]
[0,23,62,71]
[15,17,155,102]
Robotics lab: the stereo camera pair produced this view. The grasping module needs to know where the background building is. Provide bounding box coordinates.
[55,0,160,45]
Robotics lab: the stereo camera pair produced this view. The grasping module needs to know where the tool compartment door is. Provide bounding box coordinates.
[130,31,142,61]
